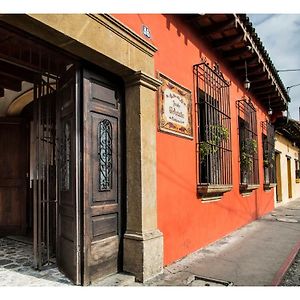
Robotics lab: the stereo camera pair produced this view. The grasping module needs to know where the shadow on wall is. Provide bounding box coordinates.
[163,14,206,61]
[156,148,270,224]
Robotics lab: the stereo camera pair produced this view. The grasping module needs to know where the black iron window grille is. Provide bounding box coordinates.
[262,121,275,187]
[98,119,113,191]
[236,98,259,189]
[194,61,232,196]
[295,159,300,181]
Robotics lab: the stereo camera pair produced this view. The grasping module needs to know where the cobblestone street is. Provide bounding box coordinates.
[280,250,300,286]
[0,237,72,286]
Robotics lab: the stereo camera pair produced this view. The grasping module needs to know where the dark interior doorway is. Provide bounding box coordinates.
[0,22,76,277]
[0,117,29,237]
[0,79,57,266]
[0,21,125,286]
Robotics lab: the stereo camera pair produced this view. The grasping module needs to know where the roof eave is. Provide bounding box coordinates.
[184,14,290,112]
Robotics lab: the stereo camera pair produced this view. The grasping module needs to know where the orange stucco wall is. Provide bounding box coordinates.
[114,14,274,266]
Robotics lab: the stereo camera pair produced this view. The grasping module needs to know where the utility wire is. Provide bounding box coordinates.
[287,83,300,91]
[277,69,300,72]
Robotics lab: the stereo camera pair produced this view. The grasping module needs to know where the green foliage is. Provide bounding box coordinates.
[200,125,229,160]
[263,148,275,168]
[264,153,275,168]
[240,138,257,171]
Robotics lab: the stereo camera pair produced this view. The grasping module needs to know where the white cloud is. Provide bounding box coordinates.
[249,14,300,120]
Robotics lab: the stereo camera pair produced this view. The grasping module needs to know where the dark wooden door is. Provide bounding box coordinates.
[0,118,28,236]
[56,66,81,284]
[82,69,123,285]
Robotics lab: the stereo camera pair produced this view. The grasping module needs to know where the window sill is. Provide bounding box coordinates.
[198,184,233,202]
[263,183,276,190]
[240,183,260,195]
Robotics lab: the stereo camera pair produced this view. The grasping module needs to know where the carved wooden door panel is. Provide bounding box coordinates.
[0,118,27,236]
[56,65,81,285]
[82,69,122,285]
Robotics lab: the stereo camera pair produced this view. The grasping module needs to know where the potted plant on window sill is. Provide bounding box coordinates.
[198,124,232,200]
[263,154,276,190]
[239,138,259,193]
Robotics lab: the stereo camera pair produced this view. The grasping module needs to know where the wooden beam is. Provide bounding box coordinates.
[260,99,285,110]
[235,65,263,77]
[211,34,244,49]
[234,14,288,106]
[254,89,277,97]
[0,60,37,83]
[0,74,22,92]
[230,57,259,69]
[184,14,202,23]
[251,84,274,92]
[259,94,281,101]
[250,77,272,84]
[199,18,236,36]
[221,47,250,59]
[260,96,281,104]
[242,67,263,77]
[251,88,275,96]
[0,52,61,78]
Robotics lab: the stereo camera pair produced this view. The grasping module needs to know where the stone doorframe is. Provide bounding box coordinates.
[0,13,163,282]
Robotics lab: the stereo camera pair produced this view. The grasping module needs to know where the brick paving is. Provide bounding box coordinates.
[0,237,72,286]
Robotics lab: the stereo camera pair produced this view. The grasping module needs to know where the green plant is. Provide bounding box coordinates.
[240,138,257,171]
[263,150,275,168]
[200,125,229,160]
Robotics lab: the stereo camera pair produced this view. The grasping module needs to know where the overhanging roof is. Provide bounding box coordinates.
[183,14,290,112]
[274,116,300,147]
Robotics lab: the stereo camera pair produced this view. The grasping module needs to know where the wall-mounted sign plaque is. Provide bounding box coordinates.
[158,73,193,139]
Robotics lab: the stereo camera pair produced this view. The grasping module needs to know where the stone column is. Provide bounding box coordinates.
[123,71,163,282]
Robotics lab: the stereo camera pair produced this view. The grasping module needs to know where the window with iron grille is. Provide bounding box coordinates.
[194,61,232,197]
[262,121,275,187]
[295,159,300,182]
[236,99,259,190]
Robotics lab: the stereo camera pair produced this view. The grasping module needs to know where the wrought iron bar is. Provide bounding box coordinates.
[46,75,50,264]
[262,120,275,185]
[37,79,42,269]
[194,61,232,186]
[237,98,259,186]
[32,74,57,269]
[33,78,38,269]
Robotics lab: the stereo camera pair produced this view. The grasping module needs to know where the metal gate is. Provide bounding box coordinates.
[32,75,57,269]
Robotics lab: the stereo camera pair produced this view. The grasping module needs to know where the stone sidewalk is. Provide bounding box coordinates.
[1,198,300,286]
[144,198,300,286]
[97,198,300,286]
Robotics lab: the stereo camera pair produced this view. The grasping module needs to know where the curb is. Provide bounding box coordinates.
[271,240,300,286]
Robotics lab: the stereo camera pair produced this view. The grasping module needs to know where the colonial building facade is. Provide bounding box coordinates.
[0,14,291,285]
[274,117,300,205]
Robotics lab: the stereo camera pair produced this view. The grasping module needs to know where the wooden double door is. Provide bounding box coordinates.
[56,66,124,285]
[0,66,123,285]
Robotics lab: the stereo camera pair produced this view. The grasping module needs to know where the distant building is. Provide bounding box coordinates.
[274,117,300,204]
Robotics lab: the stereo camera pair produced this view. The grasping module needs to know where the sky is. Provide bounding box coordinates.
[249,14,300,120]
